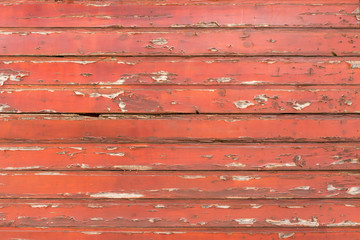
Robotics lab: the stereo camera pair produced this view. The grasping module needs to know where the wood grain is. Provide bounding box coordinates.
[0,3,358,28]
[0,114,360,143]
[0,199,358,227]
[0,57,358,86]
[0,143,358,170]
[0,86,359,113]
[0,171,358,199]
[0,29,359,56]
[0,227,360,240]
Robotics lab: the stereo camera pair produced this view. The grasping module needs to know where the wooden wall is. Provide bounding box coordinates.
[0,0,360,239]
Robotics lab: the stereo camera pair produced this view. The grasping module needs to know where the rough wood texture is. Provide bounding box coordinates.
[0,171,359,199]
[2,0,360,237]
[0,57,359,86]
[0,3,359,28]
[0,29,359,56]
[0,143,358,170]
[0,114,360,143]
[0,86,360,113]
[1,227,360,240]
[0,200,357,227]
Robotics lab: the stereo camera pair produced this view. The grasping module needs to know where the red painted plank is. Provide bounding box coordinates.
[0,3,358,28]
[0,86,359,113]
[0,29,359,56]
[0,143,358,170]
[0,199,358,227]
[0,227,360,240]
[0,114,359,143]
[0,57,358,86]
[0,171,358,199]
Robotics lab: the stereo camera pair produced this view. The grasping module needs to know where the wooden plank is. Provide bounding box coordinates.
[0,227,360,240]
[0,3,358,28]
[0,57,358,86]
[0,199,358,226]
[0,171,359,199]
[0,29,359,56]
[0,86,360,113]
[0,114,360,143]
[0,143,359,171]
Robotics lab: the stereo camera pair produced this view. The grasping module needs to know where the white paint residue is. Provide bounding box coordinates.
[262,163,296,168]
[155,204,166,208]
[0,104,11,111]
[150,38,168,45]
[0,147,45,151]
[254,94,269,102]
[290,186,310,191]
[225,162,246,168]
[105,152,125,157]
[118,99,127,112]
[113,165,152,170]
[31,60,97,64]
[234,100,255,109]
[74,91,85,96]
[232,176,260,181]
[151,71,170,83]
[327,185,342,191]
[30,204,50,208]
[90,192,144,198]
[234,218,256,225]
[82,231,102,235]
[328,220,360,227]
[241,81,267,85]
[331,159,359,165]
[179,175,206,179]
[347,187,360,195]
[89,91,123,99]
[292,102,311,111]
[279,233,295,239]
[346,61,360,69]
[35,172,66,175]
[4,166,42,170]
[266,218,319,227]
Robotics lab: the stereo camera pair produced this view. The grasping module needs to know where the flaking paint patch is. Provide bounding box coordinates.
[346,61,360,69]
[290,186,310,190]
[232,176,260,181]
[30,204,50,208]
[90,192,144,198]
[225,162,246,168]
[234,218,256,225]
[150,38,168,45]
[31,60,96,64]
[266,218,319,227]
[292,102,311,111]
[331,159,359,165]
[241,81,267,85]
[347,187,360,195]
[0,104,12,112]
[34,172,66,175]
[179,175,206,179]
[118,99,127,112]
[0,147,45,151]
[113,165,152,170]
[151,71,171,83]
[202,204,230,209]
[279,233,295,239]
[328,220,360,227]
[89,91,123,99]
[234,100,255,109]
[262,163,296,168]
[4,166,42,170]
[82,232,102,235]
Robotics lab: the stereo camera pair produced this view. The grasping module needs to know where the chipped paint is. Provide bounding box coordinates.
[328,220,360,227]
[30,204,50,208]
[292,102,311,110]
[231,176,260,181]
[113,165,152,170]
[90,192,144,198]
[347,187,360,195]
[89,91,123,99]
[0,147,45,151]
[266,218,319,227]
[82,232,102,235]
[234,218,256,225]
[179,175,206,179]
[151,71,171,83]
[234,100,255,109]
[225,162,246,168]
[331,158,359,165]
[279,233,295,239]
[34,172,66,175]
[345,61,360,69]
[262,163,296,168]
[150,38,168,45]
[290,186,310,191]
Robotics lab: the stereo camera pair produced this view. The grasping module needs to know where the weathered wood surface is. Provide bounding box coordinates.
[1,227,360,240]
[0,171,359,199]
[0,86,360,113]
[0,57,359,86]
[0,200,357,227]
[0,143,359,170]
[1,114,360,143]
[0,29,359,56]
[0,2,359,28]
